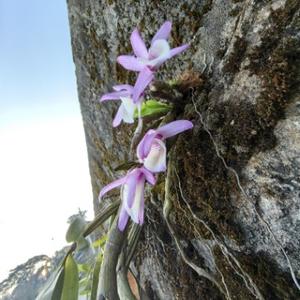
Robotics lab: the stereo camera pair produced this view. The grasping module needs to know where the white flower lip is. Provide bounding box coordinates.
[119,96,136,124]
[143,138,167,173]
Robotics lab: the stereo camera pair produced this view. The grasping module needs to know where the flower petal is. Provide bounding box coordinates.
[136,129,157,160]
[143,138,167,173]
[132,67,154,103]
[122,170,139,208]
[117,55,145,71]
[141,167,156,185]
[156,120,193,139]
[112,105,125,127]
[118,205,129,231]
[99,176,127,199]
[170,44,189,58]
[130,28,148,59]
[113,84,134,92]
[125,178,145,224]
[151,21,172,44]
[100,90,130,102]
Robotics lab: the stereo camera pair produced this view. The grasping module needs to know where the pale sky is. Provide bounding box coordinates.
[0,1,93,281]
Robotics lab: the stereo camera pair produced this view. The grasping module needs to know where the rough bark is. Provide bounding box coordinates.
[66,0,300,299]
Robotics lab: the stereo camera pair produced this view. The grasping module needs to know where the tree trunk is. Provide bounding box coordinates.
[66,0,300,298]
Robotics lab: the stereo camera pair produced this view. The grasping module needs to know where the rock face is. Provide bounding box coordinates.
[66,0,300,298]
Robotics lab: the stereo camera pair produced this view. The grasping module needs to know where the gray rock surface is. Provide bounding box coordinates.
[67,0,300,298]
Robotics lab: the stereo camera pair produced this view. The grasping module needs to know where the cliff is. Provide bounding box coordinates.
[66,0,300,298]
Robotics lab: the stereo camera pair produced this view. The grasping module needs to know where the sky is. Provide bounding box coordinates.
[0,0,93,281]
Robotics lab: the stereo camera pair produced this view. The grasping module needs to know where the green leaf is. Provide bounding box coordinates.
[78,265,93,297]
[80,289,91,296]
[83,201,120,237]
[134,100,172,118]
[79,277,88,284]
[125,224,142,268]
[36,265,65,300]
[91,254,103,300]
[61,255,79,300]
[66,216,87,243]
[92,235,107,249]
[77,263,91,273]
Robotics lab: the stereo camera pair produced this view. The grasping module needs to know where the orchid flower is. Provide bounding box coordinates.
[117,21,189,73]
[100,68,154,127]
[99,167,156,231]
[137,120,193,173]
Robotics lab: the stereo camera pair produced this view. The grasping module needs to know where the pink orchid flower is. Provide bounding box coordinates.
[99,167,156,231]
[100,68,154,127]
[117,21,189,73]
[137,120,193,173]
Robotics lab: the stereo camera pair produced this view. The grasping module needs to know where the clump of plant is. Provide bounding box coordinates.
[37,21,193,300]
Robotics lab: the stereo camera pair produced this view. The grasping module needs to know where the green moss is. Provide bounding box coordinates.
[147,1,300,297]
[173,131,245,244]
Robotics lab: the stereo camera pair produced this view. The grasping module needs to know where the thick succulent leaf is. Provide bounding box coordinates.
[80,289,91,296]
[83,201,120,236]
[61,254,79,300]
[91,253,103,300]
[92,235,107,249]
[77,263,91,273]
[134,99,172,118]
[36,264,65,300]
